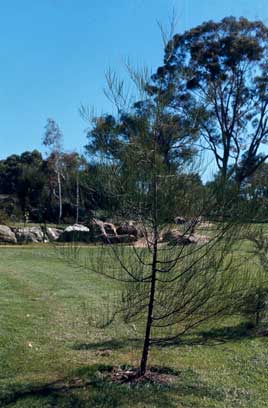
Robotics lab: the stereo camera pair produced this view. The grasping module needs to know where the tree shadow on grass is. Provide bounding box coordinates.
[72,337,142,351]
[198,322,255,342]
[0,379,85,408]
[73,322,256,354]
[0,364,229,408]
[175,321,256,347]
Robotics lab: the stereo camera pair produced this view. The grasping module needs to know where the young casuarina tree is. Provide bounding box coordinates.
[66,65,250,378]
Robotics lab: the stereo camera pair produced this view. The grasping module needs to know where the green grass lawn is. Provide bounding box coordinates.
[0,246,268,407]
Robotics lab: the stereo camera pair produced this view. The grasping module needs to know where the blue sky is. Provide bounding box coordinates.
[1,0,268,160]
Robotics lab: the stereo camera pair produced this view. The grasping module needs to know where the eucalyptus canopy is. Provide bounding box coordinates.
[150,17,268,183]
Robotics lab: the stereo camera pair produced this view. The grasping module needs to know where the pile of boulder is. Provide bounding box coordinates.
[57,219,142,244]
[0,225,51,244]
[0,219,144,245]
[0,218,209,246]
[0,225,17,244]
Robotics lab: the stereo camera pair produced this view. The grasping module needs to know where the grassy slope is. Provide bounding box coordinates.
[0,247,267,407]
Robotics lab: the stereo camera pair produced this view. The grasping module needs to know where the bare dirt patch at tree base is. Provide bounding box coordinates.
[107,366,178,386]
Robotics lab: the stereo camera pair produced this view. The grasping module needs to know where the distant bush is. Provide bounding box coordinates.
[0,209,9,224]
[241,288,268,329]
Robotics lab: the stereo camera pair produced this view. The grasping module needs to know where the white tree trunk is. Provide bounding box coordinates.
[76,171,79,224]
[57,170,62,224]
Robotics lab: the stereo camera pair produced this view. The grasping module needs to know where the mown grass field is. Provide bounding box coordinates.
[0,246,268,407]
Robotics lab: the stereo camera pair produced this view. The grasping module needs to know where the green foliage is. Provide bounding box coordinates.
[151,17,268,183]
[240,288,268,328]
[0,208,10,224]
[0,150,98,223]
[0,151,46,221]
[85,89,201,222]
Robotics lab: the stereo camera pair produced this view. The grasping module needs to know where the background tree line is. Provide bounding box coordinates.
[1,148,268,224]
[0,147,115,224]
[0,146,207,224]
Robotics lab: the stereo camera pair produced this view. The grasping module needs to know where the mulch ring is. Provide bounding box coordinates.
[106,366,178,386]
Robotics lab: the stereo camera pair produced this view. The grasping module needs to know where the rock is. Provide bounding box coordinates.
[0,225,17,244]
[117,234,137,243]
[58,219,139,244]
[58,224,91,242]
[103,223,117,235]
[102,234,137,244]
[46,227,63,241]
[116,221,138,238]
[133,237,151,248]
[64,224,90,233]
[91,219,118,241]
[188,234,210,244]
[95,349,112,357]
[90,219,105,238]
[162,230,192,245]
[92,219,117,236]
[199,221,214,229]
[174,216,187,225]
[162,229,209,246]
[94,219,139,243]
[15,226,45,243]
